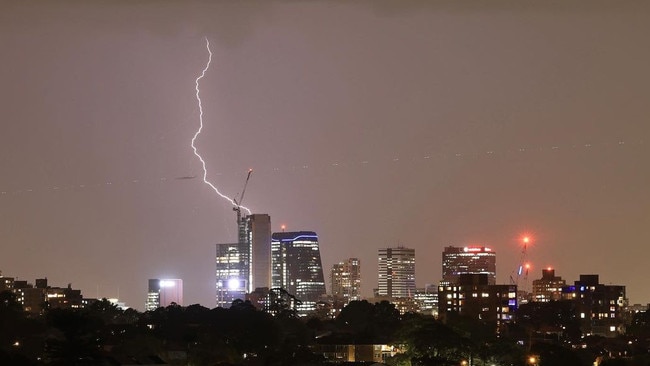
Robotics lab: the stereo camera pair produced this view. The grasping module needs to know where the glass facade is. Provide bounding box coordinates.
[215,242,249,308]
[216,213,271,308]
[271,231,326,314]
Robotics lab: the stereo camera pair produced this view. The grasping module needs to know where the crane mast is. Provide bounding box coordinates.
[234,169,253,245]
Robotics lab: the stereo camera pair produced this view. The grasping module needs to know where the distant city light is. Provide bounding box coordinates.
[227,278,241,290]
[159,280,176,288]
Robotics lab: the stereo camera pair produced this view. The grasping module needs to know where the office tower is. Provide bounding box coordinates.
[146,279,183,311]
[216,242,250,307]
[442,246,497,285]
[216,213,271,308]
[377,247,415,298]
[532,268,566,302]
[271,231,326,313]
[246,214,272,292]
[331,258,361,303]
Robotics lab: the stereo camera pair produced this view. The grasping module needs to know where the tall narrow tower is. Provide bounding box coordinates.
[245,214,272,292]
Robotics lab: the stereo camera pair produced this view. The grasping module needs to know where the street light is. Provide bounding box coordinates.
[528,355,539,365]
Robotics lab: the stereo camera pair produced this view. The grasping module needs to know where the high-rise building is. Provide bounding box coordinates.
[246,214,272,292]
[271,231,326,314]
[442,246,496,285]
[377,247,415,298]
[532,268,566,302]
[331,258,361,303]
[216,213,271,308]
[146,279,183,311]
[216,242,250,307]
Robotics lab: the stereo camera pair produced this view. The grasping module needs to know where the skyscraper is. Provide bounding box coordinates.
[216,213,271,308]
[216,242,249,308]
[442,246,496,285]
[146,279,183,311]
[331,258,361,303]
[271,231,326,313]
[247,214,272,292]
[377,247,415,298]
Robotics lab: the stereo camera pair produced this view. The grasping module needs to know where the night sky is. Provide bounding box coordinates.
[1,1,649,310]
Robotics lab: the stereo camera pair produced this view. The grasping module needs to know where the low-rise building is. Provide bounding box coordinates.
[438,274,517,334]
[561,274,627,337]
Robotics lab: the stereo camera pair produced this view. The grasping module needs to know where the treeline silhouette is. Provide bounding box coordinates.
[1,291,650,365]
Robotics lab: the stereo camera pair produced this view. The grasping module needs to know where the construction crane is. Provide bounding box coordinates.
[233,169,253,244]
[510,236,531,290]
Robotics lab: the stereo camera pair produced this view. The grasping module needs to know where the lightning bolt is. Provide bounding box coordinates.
[191,37,251,215]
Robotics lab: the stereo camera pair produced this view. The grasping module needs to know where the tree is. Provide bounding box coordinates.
[44,308,105,365]
[394,314,470,365]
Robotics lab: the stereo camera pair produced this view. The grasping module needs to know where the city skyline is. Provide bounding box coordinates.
[1,1,649,309]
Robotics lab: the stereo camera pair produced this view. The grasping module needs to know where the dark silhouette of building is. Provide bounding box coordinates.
[561,274,627,337]
[438,274,517,334]
[1,275,86,313]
